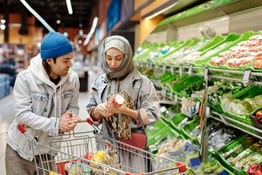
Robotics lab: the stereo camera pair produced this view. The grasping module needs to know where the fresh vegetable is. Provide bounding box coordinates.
[84,152,93,160]
[255,110,262,125]
[247,163,262,175]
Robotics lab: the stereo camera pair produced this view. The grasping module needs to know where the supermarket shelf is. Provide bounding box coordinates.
[138,61,262,138]
[158,89,181,105]
[137,61,262,86]
[156,0,262,28]
[208,110,262,140]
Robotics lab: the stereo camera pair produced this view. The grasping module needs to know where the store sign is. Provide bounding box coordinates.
[107,0,121,32]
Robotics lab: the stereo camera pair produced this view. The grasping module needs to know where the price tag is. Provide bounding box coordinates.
[139,62,142,68]
[161,89,166,97]
[174,94,178,102]
[179,66,183,76]
[147,62,150,69]
[162,65,166,73]
[206,106,210,117]
[204,68,209,81]
[242,70,251,86]
[188,64,193,75]
[170,91,173,99]
[171,66,174,75]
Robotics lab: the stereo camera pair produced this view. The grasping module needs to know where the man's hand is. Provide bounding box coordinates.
[59,110,80,132]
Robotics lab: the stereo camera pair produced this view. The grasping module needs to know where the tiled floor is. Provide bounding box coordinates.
[0,69,98,175]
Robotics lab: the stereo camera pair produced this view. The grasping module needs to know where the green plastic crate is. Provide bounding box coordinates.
[213,134,255,175]
[148,126,179,146]
[181,116,201,145]
[146,118,168,137]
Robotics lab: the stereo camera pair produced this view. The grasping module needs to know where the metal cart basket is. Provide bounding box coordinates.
[18,122,186,175]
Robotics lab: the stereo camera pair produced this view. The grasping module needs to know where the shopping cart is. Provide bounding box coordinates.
[18,118,186,175]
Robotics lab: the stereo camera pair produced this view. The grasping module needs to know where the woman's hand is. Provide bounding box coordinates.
[95,102,114,118]
[107,103,127,114]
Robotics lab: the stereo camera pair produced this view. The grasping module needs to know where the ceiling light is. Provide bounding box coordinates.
[66,0,73,15]
[83,17,98,46]
[56,19,61,24]
[0,24,6,30]
[20,0,55,32]
[79,30,83,36]
[1,19,6,24]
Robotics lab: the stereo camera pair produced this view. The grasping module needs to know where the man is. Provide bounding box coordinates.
[5,32,80,175]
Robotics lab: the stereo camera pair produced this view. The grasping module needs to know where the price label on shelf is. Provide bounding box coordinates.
[161,89,166,97]
[204,68,209,81]
[139,62,142,68]
[147,62,150,69]
[162,65,166,73]
[174,94,178,102]
[179,66,183,76]
[242,70,251,86]
[171,66,174,75]
[188,65,193,75]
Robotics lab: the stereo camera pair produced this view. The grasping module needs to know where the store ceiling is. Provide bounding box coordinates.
[1,0,97,30]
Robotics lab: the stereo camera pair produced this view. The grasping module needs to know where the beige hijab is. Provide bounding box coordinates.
[101,35,134,79]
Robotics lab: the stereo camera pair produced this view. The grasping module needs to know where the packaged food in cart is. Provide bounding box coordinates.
[18,118,186,175]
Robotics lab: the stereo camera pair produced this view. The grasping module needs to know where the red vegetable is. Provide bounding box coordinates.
[255,110,262,125]
[247,163,262,175]
[84,152,93,160]
[256,170,262,175]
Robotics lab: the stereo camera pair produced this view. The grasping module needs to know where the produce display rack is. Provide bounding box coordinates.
[209,109,262,140]
[136,61,262,140]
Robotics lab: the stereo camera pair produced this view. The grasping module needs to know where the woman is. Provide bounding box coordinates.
[86,35,160,173]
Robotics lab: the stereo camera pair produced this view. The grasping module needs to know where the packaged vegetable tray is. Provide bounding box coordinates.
[181,116,201,145]
[213,134,254,175]
[194,31,259,68]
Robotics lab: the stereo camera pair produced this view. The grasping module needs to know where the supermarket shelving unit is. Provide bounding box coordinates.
[136,61,262,140]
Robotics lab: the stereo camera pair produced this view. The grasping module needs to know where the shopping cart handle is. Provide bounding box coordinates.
[18,124,27,133]
[79,118,94,125]
[86,118,94,125]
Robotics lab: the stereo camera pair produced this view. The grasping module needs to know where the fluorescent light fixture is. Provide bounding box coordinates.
[66,0,73,15]
[20,0,55,32]
[56,19,61,24]
[0,24,6,30]
[145,2,178,20]
[78,40,82,45]
[83,17,98,46]
[1,19,6,24]
[64,32,68,37]
[79,29,83,36]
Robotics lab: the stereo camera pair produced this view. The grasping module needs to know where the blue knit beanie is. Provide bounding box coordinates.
[40,32,73,59]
